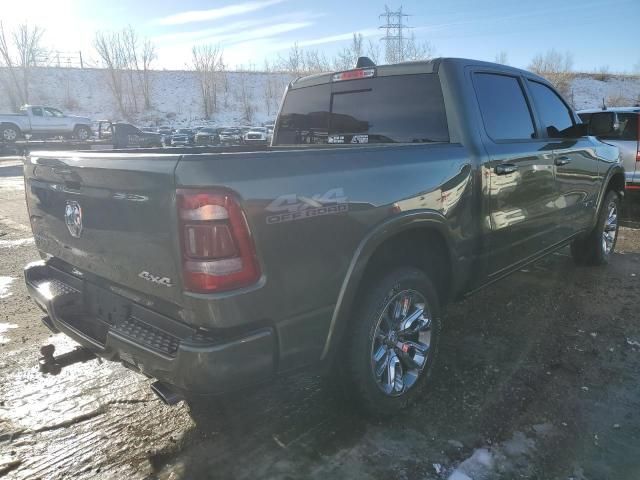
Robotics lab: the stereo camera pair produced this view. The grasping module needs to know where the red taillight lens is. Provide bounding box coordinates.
[177,189,260,293]
[332,68,375,82]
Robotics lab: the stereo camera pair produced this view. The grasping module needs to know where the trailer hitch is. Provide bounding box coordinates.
[38,344,97,375]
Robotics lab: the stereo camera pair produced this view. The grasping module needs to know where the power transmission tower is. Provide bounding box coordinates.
[379,5,412,63]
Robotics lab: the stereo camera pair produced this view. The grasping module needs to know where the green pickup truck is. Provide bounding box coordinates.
[23,58,624,416]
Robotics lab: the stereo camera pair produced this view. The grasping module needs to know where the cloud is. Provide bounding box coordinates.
[296,28,380,48]
[153,0,286,26]
[153,12,319,45]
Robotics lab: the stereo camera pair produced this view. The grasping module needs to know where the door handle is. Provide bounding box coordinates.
[495,163,518,175]
[555,156,571,166]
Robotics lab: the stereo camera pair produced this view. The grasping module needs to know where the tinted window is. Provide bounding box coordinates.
[275,74,449,145]
[118,124,140,135]
[31,107,43,116]
[597,113,638,141]
[527,80,574,137]
[275,83,330,145]
[473,73,535,141]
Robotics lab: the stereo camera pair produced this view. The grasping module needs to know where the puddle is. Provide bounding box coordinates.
[0,276,15,298]
[0,238,34,248]
[0,321,18,343]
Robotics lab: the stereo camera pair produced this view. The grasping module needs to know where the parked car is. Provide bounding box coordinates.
[111,123,163,148]
[157,126,173,136]
[243,127,269,145]
[219,128,242,144]
[171,128,195,146]
[194,127,220,145]
[578,107,639,191]
[1,105,92,142]
[23,57,623,417]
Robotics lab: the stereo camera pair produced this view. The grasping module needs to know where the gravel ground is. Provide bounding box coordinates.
[1,156,640,480]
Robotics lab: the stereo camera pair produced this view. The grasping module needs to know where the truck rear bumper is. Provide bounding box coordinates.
[626,171,640,190]
[24,261,275,395]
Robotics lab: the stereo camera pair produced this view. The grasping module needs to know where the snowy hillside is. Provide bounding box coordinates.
[0,67,295,128]
[0,67,638,128]
[570,74,640,110]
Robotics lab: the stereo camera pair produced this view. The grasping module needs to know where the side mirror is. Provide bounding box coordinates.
[588,112,620,136]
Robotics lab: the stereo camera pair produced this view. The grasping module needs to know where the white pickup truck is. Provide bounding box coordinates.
[0,105,93,142]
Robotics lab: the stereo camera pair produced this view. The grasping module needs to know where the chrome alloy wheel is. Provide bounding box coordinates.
[370,289,432,396]
[603,201,618,255]
[3,127,17,141]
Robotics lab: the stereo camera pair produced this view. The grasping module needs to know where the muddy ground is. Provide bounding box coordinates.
[1,156,640,480]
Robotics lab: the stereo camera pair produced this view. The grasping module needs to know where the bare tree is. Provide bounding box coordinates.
[494,51,509,65]
[366,39,381,64]
[402,32,434,61]
[94,30,127,116]
[121,27,139,112]
[304,49,330,74]
[121,26,157,110]
[276,42,305,75]
[192,44,224,118]
[0,21,45,109]
[94,26,157,117]
[334,33,364,71]
[13,24,45,103]
[140,39,156,109]
[528,49,574,96]
[238,74,255,123]
[595,64,610,81]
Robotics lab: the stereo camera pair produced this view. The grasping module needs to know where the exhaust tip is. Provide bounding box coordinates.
[150,381,183,406]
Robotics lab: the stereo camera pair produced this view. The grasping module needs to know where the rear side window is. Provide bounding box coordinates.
[274,74,449,145]
[598,113,638,141]
[473,73,536,141]
[527,80,575,138]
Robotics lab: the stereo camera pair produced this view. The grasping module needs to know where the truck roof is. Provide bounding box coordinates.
[577,107,640,114]
[291,57,548,89]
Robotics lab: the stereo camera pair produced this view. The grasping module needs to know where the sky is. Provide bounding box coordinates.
[2,0,639,72]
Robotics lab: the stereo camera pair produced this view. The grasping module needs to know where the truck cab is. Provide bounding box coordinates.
[0,105,93,142]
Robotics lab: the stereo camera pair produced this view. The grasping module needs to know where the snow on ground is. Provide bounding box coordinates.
[0,238,35,248]
[571,74,640,111]
[0,277,16,300]
[0,66,295,128]
[0,67,638,128]
[446,427,550,479]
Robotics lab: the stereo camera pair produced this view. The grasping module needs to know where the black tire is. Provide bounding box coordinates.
[1,124,20,143]
[344,267,442,417]
[571,190,620,266]
[73,125,91,141]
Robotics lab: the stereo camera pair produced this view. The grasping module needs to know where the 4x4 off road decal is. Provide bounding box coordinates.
[265,188,348,224]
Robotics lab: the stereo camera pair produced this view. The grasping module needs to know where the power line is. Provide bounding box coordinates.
[379,5,412,63]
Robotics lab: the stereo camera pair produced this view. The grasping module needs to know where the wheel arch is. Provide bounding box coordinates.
[605,168,625,196]
[1,122,22,134]
[73,124,92,132]
[320,210,458,360]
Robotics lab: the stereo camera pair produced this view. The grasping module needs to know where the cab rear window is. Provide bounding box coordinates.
[274,73,449,145]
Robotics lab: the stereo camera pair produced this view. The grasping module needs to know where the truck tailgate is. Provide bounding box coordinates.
[24,151,184,305]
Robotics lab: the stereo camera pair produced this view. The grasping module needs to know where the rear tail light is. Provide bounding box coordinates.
[177,189,260,293]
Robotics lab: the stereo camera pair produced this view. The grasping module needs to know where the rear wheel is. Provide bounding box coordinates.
[344,267,442,417]
[571,190,620,265]
[73,125,91,141]
[1,125,20,142]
